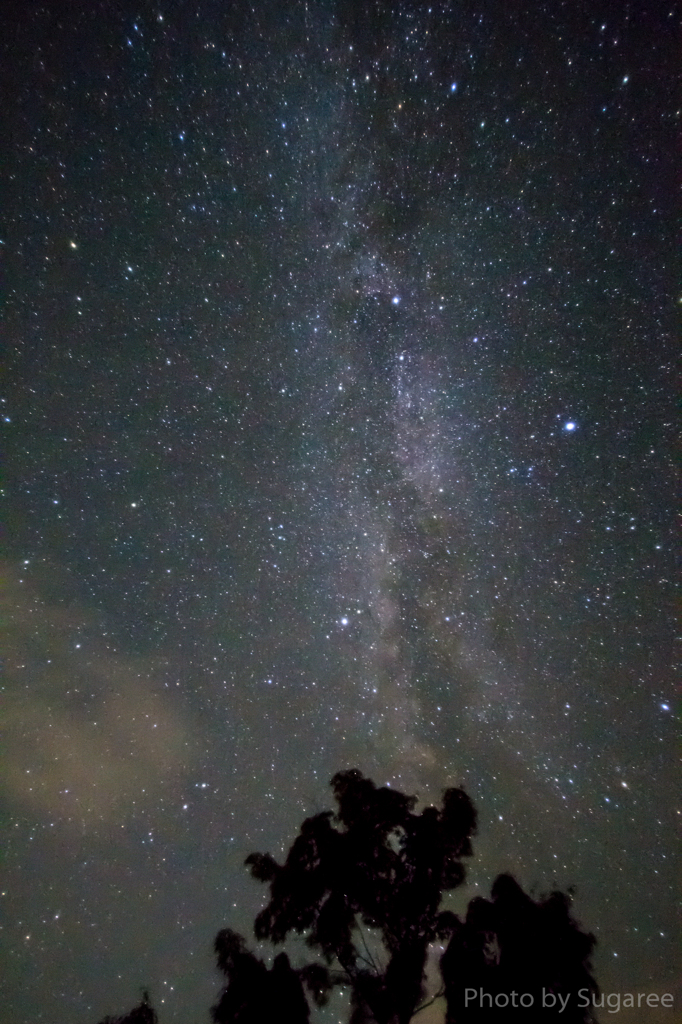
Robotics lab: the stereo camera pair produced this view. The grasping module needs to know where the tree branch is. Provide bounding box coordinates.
[356,922,382,975]
[412,987,445,1017]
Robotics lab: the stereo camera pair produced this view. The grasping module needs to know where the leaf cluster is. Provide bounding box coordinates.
[247,770,476,969]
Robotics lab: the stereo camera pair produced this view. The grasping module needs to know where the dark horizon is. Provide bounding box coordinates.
[2,0,677,1021]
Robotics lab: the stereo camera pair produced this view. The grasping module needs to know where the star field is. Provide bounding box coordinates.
[2,1,678,1022]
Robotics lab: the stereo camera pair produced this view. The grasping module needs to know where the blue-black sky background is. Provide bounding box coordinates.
[3,1,678,1021]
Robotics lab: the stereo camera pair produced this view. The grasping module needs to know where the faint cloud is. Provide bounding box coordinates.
[3,561,193,825]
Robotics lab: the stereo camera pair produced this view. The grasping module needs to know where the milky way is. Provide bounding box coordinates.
[3,2,677,1022]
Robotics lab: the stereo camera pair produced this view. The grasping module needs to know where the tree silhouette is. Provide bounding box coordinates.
[211,927,333,1023]
[440,873,598,1022]
[95,990,157,1024]
[92,771,600,1024]
[242,768,477,1024]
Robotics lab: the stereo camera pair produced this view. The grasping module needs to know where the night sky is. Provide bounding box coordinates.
[3,2,678,1022]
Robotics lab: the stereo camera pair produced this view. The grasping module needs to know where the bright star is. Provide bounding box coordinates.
[564,421,576,432]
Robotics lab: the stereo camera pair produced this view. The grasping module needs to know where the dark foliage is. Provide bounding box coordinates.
[96,990,157,1024]
[211,927,332,1023]
[441,873,599,1022]
[244,769,477,1024]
